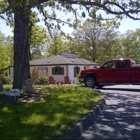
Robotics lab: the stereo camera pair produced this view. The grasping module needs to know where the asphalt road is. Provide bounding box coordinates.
[80,85,140,140]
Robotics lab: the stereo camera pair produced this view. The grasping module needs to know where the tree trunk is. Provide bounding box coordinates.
[12,8,31,90]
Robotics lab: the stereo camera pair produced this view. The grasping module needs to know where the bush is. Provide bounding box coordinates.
[4,85,12,91]
[38,76,48,85]
[0,74,11,84]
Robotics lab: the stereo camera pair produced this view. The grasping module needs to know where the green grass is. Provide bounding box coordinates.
[1,85,101,139]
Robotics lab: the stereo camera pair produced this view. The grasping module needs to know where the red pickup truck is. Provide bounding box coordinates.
[79,58,140,88]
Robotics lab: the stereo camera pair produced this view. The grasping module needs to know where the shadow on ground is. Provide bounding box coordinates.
[80,91,140,140]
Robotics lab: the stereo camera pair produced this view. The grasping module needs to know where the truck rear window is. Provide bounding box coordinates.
[118,60,127,68]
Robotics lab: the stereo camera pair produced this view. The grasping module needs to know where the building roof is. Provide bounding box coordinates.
[29,55,97,66]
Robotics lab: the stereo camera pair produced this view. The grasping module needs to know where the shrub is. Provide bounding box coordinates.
[38,76,48,85]
[4,85,12,91]
[0,74,11,84]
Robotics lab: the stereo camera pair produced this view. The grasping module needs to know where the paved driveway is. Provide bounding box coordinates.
[80,85,140,139]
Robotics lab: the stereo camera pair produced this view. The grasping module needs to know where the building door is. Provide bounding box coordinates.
[74,66,80,77]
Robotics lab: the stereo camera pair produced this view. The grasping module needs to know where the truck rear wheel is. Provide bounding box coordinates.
[85,77,96,88]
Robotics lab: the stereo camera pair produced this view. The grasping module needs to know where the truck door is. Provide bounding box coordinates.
[115,60,130,83]
[98,60,117,83]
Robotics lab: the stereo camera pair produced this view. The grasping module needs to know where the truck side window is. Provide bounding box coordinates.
[118,60,127,68]
[102,61,116,69]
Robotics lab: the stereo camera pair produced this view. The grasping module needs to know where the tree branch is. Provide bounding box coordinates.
[38,0,140,20]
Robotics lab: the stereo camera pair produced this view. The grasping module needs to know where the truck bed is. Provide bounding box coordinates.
[132,64,140,67]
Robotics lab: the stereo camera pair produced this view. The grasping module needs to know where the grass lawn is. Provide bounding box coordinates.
[0,85,101,140]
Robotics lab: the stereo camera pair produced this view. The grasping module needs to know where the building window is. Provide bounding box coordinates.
[52,67,64,75]
[74,66,80,77]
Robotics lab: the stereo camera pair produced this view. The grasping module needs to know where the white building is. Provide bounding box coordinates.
[0,54,98,84]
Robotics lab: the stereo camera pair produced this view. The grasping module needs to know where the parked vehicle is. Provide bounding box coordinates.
[79,58,140,88]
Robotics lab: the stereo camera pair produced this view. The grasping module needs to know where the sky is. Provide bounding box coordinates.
[0,17,140,37]
[0,7,140,36]
[118,18,140,33]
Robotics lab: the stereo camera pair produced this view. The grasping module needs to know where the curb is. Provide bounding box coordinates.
[58,91,106,140]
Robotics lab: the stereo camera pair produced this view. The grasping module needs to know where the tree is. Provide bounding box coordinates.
[29,25,49,60]
[131,29,140,63]
[120,29,140,63]
[71,19,119,63]
[26,11,50,60]
[0,31,13,69]
[96,27,121,63]
[46,29,66,56]
[0,0,140,89]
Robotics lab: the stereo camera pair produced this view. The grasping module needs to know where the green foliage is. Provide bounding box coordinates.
[71,19,120,63]
[38,75,48,85]
[29,25,49,60]
[0,31,13,69]
[119,29,140,63]
[0,74,11,84]
[67,20,140,64]
[46,32,66,56]
[3,85,12,91]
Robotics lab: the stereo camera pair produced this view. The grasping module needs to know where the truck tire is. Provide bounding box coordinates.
[85,77,96,88]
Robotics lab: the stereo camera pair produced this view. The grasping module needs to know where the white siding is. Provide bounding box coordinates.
[68,65,85,84]
[2,64,98,84]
